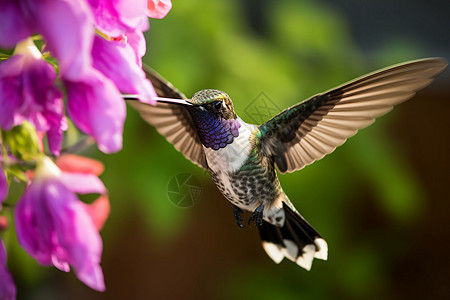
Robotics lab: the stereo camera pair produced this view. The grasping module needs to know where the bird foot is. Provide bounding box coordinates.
[248,204,264,227]
[232,205,245,228]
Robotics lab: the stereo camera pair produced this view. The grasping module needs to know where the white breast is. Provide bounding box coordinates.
[204,117,254,173]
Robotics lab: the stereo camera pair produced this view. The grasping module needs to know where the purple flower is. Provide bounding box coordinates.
[0,0,33,49]
[0,240,16,300]
[92,33,156,104]
[0,0,174,155]
[0,0,95,81]
[0,39,66,155]
[56,154,110,231]
[15,157,106,291]
[64,69,126,154]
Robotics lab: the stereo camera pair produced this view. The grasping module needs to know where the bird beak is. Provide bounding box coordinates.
[155,97,194,106]
[122,94,193,106]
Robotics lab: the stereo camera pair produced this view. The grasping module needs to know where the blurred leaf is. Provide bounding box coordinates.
[6,166,27,183]
[4,122,40,161]
[345,124,425,222]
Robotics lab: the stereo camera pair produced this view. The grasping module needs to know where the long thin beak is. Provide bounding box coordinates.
[122,94,193,106]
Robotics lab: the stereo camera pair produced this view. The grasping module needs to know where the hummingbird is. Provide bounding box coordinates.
[126,58,447,270]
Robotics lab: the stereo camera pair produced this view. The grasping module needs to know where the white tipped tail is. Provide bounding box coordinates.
[258,202,328,270]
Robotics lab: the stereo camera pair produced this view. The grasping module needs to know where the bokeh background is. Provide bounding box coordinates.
[6,0,450,299]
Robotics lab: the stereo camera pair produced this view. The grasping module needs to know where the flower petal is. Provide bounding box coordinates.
[0,44,66,155]
[0,216,8,232]
[146,0,172,19]
[0,240,16,300]
[60,197,105,291]
[30,0,95,80]
[83,195,110,231]
[87,0,149,37]
[56,154,104,176]
[92,35,156,104]
[19,57,65,155]
[0,0,33,49]
[15,180,60,266]
[60,173,106,195]
[65,69,126,153]
[15,178,105,291]
[46,115,67,156]
[115,0,150,32]
[17,58,62,129]
[127,31,147,67]
[0,56,24,130]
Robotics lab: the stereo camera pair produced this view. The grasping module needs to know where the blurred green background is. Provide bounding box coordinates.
[7,0,450,299]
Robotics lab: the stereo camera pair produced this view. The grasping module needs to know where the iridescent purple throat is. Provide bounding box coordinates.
[187,107,240,150]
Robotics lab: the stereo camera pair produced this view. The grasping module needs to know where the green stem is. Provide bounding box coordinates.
[0,129,7,163]
[61,136,96,154]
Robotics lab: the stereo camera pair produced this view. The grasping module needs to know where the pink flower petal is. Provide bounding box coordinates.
[15,177,105,291]
[0,50,65,155]
[56,154,104,176]
[87,0,149,37]
[31,0,95,80]
[63,198,105,291]
[0,0,33,49]
[46,115,68,156]
[92,35,156,104]
[0,216,8,232]
[83,195,110,231]
[64,69,126,154]
[116,0,150,32]
[60,173,106,195]
[0,56,24,130]
[0,240,16,300]
[124,30,146,67]
[146,0,172,19]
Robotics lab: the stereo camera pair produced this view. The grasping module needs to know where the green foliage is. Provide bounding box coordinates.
[3,122,40,161]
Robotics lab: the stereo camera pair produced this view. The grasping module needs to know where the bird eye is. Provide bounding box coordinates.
[213,101,222,110]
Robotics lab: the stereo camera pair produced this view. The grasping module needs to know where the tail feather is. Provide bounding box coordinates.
[259,202,328,270]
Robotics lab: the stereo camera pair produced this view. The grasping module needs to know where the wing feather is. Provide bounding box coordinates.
[127,68,208,169]
[259,58,447,173]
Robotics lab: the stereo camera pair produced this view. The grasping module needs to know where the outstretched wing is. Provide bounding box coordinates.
[258,58,447,173]
[127,67,208,169]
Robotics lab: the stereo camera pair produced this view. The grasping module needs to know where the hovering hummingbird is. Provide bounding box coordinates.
[126,58,447,270]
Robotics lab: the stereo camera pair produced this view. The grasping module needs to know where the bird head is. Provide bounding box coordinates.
[187,89,237,120]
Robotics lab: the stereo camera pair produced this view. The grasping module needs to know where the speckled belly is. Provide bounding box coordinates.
[209,148,282,211]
